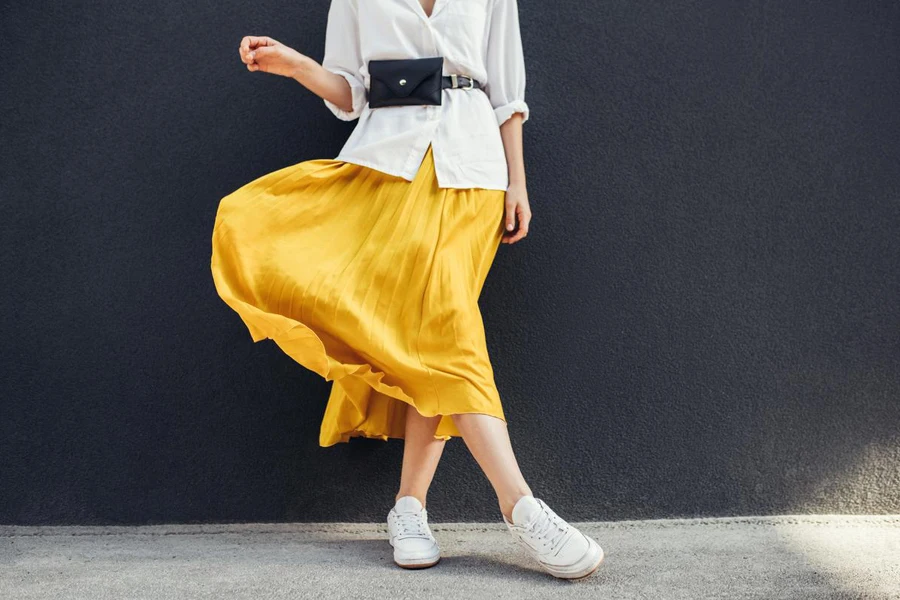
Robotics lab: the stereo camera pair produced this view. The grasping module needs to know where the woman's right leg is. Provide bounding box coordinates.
[395,406,446,507]
[387,405,445,569]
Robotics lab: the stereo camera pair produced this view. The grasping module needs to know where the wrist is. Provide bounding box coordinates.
[290,54,317,82]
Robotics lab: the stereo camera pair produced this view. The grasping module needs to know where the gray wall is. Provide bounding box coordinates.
[1,1,898,524]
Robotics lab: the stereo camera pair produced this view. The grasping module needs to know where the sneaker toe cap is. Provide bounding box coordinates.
[544,531,592,567]
[394,537,439,557]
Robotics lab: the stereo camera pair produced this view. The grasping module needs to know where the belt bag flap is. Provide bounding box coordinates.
[368,56,444,99]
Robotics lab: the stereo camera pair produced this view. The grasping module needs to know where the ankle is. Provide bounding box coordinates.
[395,491,427,508]
[499,488,534,522]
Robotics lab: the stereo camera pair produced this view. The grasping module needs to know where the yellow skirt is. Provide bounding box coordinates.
[210,143,508,447]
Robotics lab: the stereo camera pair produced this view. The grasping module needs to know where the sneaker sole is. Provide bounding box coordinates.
[389,538,441,569]
[395,555,441,569]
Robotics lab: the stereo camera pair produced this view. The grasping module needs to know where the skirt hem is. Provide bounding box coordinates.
[320,406,509,448]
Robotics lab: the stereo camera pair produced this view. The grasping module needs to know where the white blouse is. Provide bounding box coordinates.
[321,0,530,191]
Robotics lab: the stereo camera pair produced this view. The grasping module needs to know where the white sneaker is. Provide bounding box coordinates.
[503,495,604,579]
[386,495,441,569]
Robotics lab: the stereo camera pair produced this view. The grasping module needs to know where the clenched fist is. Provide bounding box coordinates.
[239,35,309,79]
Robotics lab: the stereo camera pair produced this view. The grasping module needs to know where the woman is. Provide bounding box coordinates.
[211,0,604,579]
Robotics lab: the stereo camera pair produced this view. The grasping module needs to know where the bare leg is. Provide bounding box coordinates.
[451,413,533,522]
[395,405,446,508]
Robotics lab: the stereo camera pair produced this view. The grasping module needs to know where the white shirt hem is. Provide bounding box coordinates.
[334,154,509,192]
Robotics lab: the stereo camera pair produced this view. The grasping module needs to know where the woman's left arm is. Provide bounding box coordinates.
[499,115,528,243]
[484,0,531,244]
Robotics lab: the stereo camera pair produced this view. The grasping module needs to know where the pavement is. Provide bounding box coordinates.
[1,516,898,599]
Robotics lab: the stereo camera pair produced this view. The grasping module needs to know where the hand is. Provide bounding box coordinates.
[239,35,308,78]
[501,181,531,244]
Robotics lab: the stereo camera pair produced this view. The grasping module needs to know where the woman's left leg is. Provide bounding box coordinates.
[451,412,605,579]
[395,406,446,507]
[450,413,532,521]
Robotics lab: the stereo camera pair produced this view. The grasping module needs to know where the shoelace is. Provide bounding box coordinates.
[393,510,431,539]
[522,505,569,551]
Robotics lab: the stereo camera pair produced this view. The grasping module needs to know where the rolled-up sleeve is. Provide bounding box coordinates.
[322,0,367,121]
[484,0,530,127]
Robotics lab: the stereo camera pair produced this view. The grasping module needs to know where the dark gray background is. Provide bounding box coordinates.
[1,1,898,525]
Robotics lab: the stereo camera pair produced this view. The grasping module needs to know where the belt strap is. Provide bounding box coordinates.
[441,74,482,90]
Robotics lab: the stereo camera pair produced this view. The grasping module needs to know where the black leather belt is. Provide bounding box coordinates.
[441,74,482,90]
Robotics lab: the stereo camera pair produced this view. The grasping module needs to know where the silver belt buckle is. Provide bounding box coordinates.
[450,73,475,90]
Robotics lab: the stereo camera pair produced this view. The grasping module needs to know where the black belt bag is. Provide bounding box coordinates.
[367,56,483,108]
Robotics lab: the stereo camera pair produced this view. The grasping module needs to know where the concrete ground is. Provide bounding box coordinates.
[1,516,898,600]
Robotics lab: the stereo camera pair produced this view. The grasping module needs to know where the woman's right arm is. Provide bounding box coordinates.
[238,0,366,121]
[292,53,360,120]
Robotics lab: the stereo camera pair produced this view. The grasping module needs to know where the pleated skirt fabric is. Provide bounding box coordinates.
[210,143,508,447]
